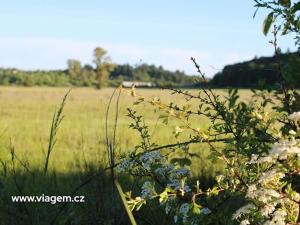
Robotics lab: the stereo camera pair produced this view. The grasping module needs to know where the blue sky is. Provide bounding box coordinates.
[0,0,297,77]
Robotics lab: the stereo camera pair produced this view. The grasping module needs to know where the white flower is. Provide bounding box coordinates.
[179,203,190,214]
[141,181,155,199]
[139,151,164,170]
[257,189,281,204]
[155,164,174,177]
[233,203,256,219]
[165,204,171,214]
[179,203,190,223]
[263,209,287,225]
[249,139,300,164]
[240,219,250,225]
[170,167,191,179]
[248,154,274,164]
[260,203,276,217]
[256,156,275,164]
[167,167,191,191]
[248,154,259,164]
[201,208,212,215]
[269,139,300,160]
[117,158,133,172]
[258,169,285,186]
[272,209,287,220]
[288,111,300,121]
[167,180,191,192]
[174,215,178,223]
[246,184,257,198]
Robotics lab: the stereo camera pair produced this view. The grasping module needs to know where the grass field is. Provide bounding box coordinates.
[0,87,251,174]
[0,87,253,224]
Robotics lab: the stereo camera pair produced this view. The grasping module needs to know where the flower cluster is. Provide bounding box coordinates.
[233,113,300,224]
[288,112,300,121]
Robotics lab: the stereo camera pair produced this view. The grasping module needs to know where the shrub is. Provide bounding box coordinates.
[117,1,300,224]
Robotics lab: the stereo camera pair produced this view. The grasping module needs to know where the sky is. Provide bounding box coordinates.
[0,0,297,77]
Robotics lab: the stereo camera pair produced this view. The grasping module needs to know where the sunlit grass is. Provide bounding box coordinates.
[0,86,257,224]
[0,87,254,176]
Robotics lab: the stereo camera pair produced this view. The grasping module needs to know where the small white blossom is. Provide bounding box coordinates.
[118,158,133,172]
[139,151,164,170]
[155,164,174,177]
[246,184,257,198]
[165,204,171,214]
[260,203,276,217]
[180,203,190,214]
[258,189,281,204]
[248,139,300,164]
[248,154,259,164]
[174,215,178,223]
[269,139,300,160]
[167,167,191,192]
[170,167,191,179]
[240,219,250,225]
[167,180,191,192]
[233,203,256,219]
[263,209,287,225]
[201,208,212,215]
[256,156,275,164]
[179,203,190,223]
[141,181,155,199]
[288,111,300,121]
[258,169,285,186]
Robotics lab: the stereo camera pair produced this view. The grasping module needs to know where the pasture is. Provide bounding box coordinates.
[0,87,250,174]
[0,87,253,224]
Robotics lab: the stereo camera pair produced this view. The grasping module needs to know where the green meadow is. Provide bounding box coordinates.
[0,87,253,224]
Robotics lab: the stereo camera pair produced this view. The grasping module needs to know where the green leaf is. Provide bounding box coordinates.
[159,189,169,204]
[192,202,202,215]
[292,2,300,13]
[263,12,274,36]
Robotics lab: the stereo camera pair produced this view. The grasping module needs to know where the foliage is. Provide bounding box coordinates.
[119,73,300,225]
[254,0,300,48]
[211,51,300,88]
[0,64,198,88]
[93,47,115,89]
[117,1,300,224]
[110,63,199,87]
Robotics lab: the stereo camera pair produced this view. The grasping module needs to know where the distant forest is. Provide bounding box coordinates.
[0,63,201,88]
[0,50,299,88]
[211,51,300,88]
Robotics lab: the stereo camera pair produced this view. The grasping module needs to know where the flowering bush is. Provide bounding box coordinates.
[116,1,300,224]
[119,83,300,225]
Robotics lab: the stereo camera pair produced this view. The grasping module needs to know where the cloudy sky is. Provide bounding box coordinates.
[0,0,297,77]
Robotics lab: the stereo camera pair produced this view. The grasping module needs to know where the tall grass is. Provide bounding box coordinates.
[0,87,254,224]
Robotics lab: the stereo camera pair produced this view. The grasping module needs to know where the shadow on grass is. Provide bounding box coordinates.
[0,165,129,225]
[0,163,244,225]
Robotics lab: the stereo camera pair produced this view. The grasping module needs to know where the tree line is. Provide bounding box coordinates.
[1,46,298,89]
[0,47,198,88]
[211,51,300,88]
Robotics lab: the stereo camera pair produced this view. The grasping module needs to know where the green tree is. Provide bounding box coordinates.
[67,59,82,80]
[93,47,115,88]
